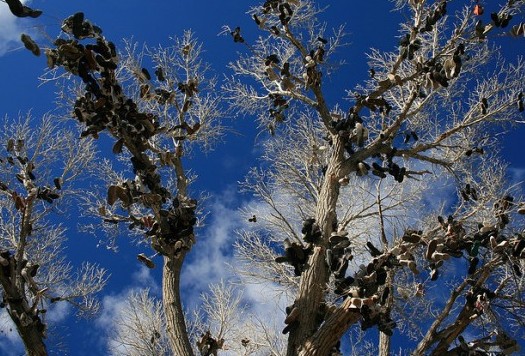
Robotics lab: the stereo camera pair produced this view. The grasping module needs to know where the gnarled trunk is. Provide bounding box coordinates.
[378,273,394,356]
[163,254,193,356]
[287,138,346,356]
[0,274,47,355]
[15,319,47,356]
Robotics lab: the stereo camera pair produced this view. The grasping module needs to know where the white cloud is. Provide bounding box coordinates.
[0,310,24,356]
[508,167,525,187]
[96,293,129,354]
[181,195,243,302]
[131,266,161,296]
[0,0,37,57]
[0,293,71,355]
[45,299,72,324]
[95,266,162,353]
[96,267,161,327]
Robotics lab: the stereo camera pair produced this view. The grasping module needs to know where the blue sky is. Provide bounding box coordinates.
[1,0,525,355]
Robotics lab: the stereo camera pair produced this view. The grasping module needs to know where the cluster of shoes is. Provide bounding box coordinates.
[261,0,298,26]
[241,0,299,41]
[403,130,419,145]
[0,252,40,289]
[326,230,353,293]
[330,240,399,336]
[419,0,447,33]
[61,12,102,40]
[382,148,408,183]
[251,0,301,35]
[493,195,514,227]
[465,146,484,157]
[5,138,36,189]
[54,14,167,157]
[344,288,396,336]
[46,15,201,259]
[107,179,148,209]
[443,44,464,80]
[148,197,197,254]
[491,12,513,28]
[359,296,397,336]
[302,55,322,89]
[134,199,196,262]
[196,330,224,356]
[399,34,421,61]
[328,113,411,183]
[0,250,46,336]
[465,286,494,320]
[301,38,325,88]
[449,333,519,355]
[475,11,513,40]
[275,238,311,276]
[355,149,408,183]
[413,42,465,90]
[268,93,289,124]
[301,218,322,243]
[460,183,478,202]
[354,94,392,115]
[391,233,421,274]
[281,298,339,336]
[409,198,525,283]
[1,139,61,208]
[229,27,244,43]
[424,215,482,278]
[138,66,175,105]
[260,41,325,92]
[330,112,368,155]
[53,13,173,201]
[275,218,324,276]
[282,302,299,334]
[327,204,520,337]
[280,61,295,91]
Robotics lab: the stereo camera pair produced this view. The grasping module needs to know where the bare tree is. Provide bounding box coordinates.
[224,0,525,355]
[35,13,224,355]
[109,289,170,356]
[0,113,108,355]
[4,0,525,355]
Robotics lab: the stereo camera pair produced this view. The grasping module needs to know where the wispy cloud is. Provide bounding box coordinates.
[0,310,24,356]
[95,267,162,353]
[508,167,525,188]
[0,0,37,56]
[181,192,244,303]
[0,292,73,356]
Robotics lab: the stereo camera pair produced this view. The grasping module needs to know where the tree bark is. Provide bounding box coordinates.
[286,138,346,356]
[14,317,48,356]
[0,198,47,355]
[378,272,394,356]
[0,272,47,355]
[163,254,194,356]
[413,266,493,355]
[298,297,362,356]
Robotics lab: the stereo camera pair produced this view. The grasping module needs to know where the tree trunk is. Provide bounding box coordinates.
[16,322,47,356]
[163,254,194,356]
[378,272,394,356]
[378,320,391,356]
[0,279,47,355]
[298,297,362,356]
[286,138,346,356]
[286,246,330,356]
